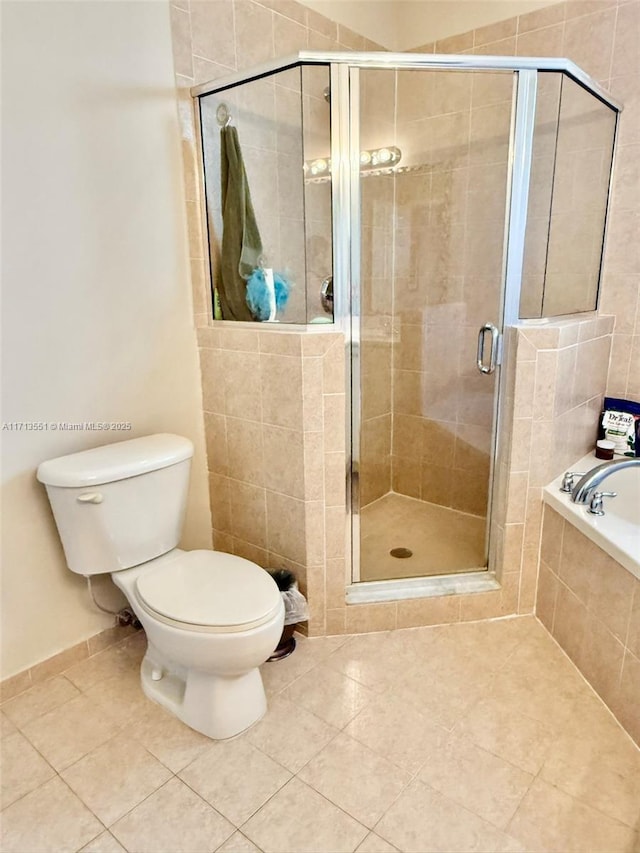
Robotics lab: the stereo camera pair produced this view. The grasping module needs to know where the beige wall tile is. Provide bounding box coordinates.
[610,650,640,746]
[578,612,625,706]
[563,8,617,81]
[169,6,193,78]
[325,608,346,635]
[262,425,305,498]
[474,17,517,46]
[324,452,346,508]
[513,360,536,419]
[449,471,488,516]
[260,354,304,429]
[553,582,588,665]
[517,548,538,613]
[325,558,346,609]
[503,524,524,572]
[510,418,532,471]
[304,563,326,633]
[305,502,325,566]
[506,472,529,523]
[87,625,136,658]
[302,357,324,431]
[209,474,231,532]
[234,0,275,68]
[217,327,260,353]
[323,394,346,453]
[226,417,265,486]
[199,349,226,414]
[204,412,228,475]
[533,350,558,421]
[30,642,89,686]
[302,431,324,502]
[396,595,460,628]
[273,12,307,55]
[436,30,473,53]
[230,480,267,548]
[345,603,397,634]
[517,3,566,33]
[392,455,421,499]
[536,560,558,632]
[540,506,564,572]
[1,671,33,703]
[627,587,640,659]
[259,331,302,357]
[588,550,635,643]
[266,491,306,564]
[324,506,346,560]
[459,584,515,621]
[191,1,237,68]
[517,22,564,57]
[233,537,268,566]
[612,1,640,78]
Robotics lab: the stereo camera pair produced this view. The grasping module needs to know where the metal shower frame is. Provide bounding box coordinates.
[192,52,622,601]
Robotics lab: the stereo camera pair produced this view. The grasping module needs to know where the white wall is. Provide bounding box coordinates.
[1,0,212,678]
[299,0,557,49]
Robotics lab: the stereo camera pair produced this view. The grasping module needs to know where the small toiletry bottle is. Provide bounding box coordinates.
[595,439,615,460]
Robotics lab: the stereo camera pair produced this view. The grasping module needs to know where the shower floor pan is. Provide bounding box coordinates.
[360,493,486,582]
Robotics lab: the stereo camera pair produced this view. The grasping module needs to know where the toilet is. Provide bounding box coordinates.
[36,433,285,740]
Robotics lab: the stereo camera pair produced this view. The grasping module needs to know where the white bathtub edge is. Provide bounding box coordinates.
[543,452,640,582]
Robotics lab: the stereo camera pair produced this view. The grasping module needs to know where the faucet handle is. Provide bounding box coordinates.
[560,471,586,493]
[588,491,617,516]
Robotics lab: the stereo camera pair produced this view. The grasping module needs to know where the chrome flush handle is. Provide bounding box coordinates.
[476,323,500,375]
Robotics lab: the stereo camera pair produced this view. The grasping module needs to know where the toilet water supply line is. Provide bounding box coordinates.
[86,576,137,626]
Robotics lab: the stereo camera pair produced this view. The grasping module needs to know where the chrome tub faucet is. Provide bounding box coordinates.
[569,457,640,509]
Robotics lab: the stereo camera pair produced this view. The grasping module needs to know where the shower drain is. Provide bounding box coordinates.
[390,547,413,559]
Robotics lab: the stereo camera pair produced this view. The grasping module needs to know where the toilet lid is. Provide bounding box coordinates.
[135,551,282,630]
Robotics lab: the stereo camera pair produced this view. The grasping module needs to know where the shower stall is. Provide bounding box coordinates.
[192,52,620,599]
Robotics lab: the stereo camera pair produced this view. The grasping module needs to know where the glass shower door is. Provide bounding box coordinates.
[352,67,516,583]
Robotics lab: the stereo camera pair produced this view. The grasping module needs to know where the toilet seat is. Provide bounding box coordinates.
[135,550,282,634]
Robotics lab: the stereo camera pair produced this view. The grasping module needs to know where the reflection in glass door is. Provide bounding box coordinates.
[352,68,516,583]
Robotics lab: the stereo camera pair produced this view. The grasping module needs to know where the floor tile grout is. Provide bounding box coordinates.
[3,617,638,853]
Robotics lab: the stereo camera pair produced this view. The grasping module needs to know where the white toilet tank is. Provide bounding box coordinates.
[37,434,194,576]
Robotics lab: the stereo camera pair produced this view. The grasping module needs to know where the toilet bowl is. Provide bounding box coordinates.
[37,434,285,740]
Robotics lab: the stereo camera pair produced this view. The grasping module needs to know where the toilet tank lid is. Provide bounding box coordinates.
[37,434,194,487]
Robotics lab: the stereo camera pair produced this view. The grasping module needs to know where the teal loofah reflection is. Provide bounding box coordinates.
[246,268,291,321]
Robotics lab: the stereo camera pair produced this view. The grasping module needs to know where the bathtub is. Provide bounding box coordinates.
[544,452,640,580]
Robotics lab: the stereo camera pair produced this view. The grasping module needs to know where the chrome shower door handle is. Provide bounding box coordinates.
[476,323,500,375]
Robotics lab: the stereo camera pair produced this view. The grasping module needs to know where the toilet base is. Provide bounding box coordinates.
[140,654,267,740]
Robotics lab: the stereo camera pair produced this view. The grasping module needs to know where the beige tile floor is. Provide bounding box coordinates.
[361,493,486,581]
[1,617,639,853]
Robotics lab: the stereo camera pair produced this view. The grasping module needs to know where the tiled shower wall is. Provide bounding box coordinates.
[358,68,514,517]
[538,506,639,746]
[410,0,639,402]
[389,70,514,517]
[501,315,614,612]
[198,325,346,637]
